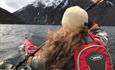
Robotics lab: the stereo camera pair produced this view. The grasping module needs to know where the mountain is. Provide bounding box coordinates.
[0,8,26,24]
[13,0,115,26]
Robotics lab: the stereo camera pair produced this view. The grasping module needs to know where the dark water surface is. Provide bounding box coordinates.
[0,25,115,68]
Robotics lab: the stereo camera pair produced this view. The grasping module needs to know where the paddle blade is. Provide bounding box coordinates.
[95,0,104,4]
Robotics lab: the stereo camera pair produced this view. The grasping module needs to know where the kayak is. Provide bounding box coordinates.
[0,36,39,70]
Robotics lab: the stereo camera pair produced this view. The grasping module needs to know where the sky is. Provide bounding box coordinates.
[0,0,35,13]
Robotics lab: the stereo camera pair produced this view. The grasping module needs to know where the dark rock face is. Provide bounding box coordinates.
[14,4,47,24]
[12,0,115,25]
[14,0,69,25]
[88,0,115,26]
[0,8,25,24]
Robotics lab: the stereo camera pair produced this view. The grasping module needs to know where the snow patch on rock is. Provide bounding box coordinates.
[32,0,63,8]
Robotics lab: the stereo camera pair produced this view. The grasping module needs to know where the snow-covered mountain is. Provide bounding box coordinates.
[13,0,115,25]
[13,0,92,25]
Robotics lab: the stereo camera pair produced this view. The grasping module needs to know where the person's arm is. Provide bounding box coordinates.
[88,19,109,46]
[90,24,109,46]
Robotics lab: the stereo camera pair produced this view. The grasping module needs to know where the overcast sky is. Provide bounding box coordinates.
[0,0,35,13]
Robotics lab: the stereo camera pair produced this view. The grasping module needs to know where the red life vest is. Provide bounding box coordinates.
[74,34,113,70]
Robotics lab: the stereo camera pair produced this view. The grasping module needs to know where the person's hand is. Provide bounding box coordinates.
[88,23,99,33]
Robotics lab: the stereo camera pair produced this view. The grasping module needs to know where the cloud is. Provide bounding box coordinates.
[0,0,15,13]
[0,0,35,13]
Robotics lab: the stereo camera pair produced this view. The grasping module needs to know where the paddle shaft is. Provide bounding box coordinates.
[85,3,97,11]
[15,42,45,69]
[85,0,104,11]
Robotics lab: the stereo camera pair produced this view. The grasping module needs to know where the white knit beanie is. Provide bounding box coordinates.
[61,6,88,30]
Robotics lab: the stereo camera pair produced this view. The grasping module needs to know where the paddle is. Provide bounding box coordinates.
[9,42,46,70]
[85,0,104,11]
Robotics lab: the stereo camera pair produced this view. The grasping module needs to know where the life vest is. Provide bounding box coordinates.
[74,34,113,70]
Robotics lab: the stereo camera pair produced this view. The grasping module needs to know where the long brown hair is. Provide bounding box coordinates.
[40,27,82,70]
